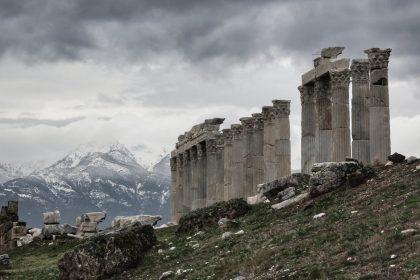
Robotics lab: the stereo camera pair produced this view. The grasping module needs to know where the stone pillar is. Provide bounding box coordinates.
[365,48,392,163]
[330,68,351,162]
[251,113,264,192]
[299,85,317,173]
[206,139,218,206]
[240,117,254,198]
[215,134,225,202]
[181,152,191,214]
[222,129,233,200]
[315,78,333,163]
[231,124,244,198]
[195,143,207,209]
[176,154,185,220]
[189,147,199,210]
[351,59,370,163]
[272,100,291,178]
[262,106,276,182]
[170,156,178,222]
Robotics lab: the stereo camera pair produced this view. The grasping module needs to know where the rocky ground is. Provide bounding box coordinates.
[0,162,419,279]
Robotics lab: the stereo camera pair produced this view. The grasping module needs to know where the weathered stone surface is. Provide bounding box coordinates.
[321,46,345,59]
[271,193,309,210]
[176,199,250,235]
[257,173,310,202]
[79,222,98,233]
[406,156,418,164]
[81,212,106,223]
[42,224,63,239]
[0,254,12,269]
[58,223,156,280]
[388,153,405,163]
[246,193,266,205]
[43,210,60,225]
[309,162,375,197]
[111,215,162,229]
[159,271,175,280]
[278,187,296,201]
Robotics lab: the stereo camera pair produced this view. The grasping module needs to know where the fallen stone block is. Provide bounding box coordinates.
[42,224,63,239]
[271,192,309,210]
[80,222,98,233]
[43,210,60,225]
[58,223,156,280]
[111,215,162,229]
[278,187,296,201]
[176,198,250,235]
[257,173,310,202]
[0,254,12,269]
[61,224,77,235]
[28,228,42,238]
[406,156,418,164]
[17,234,33,247]
[388,152,405,163]
[81,212,106,223]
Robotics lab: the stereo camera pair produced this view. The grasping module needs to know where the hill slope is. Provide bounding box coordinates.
[2,162,419,279]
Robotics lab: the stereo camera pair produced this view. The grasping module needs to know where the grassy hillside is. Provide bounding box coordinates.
[1,163,419,280]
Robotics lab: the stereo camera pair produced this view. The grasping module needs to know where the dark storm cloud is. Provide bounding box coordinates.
[0,116,86,128]
[0,0,419,75]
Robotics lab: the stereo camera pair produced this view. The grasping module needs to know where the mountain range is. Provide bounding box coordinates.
[0,143,170,227]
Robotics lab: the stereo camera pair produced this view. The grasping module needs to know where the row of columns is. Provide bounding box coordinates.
[170,101,291,222]
[300,47,391,174]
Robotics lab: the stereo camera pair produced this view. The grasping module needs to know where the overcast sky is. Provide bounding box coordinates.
[0,0,419,169]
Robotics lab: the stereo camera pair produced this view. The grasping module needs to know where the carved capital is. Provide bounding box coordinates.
[314,79,331,100]
[222,129,233,145]
[262,106,275,122]
[176,154,184,168]
[240,117,254,133]
[330,68,350,88]
[364,48,391,70]
[299,85,315,104]
[272,100,291,117]
[197,143,206,159]
[251,113,264,131]
[351,59,369,82]
[231,124,243,140]
[189,148,197,162]
[206,139,217,154]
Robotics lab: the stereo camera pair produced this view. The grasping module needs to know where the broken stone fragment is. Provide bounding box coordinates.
[159,271,175,280]
[0,254,12,269]
[406,156,418,164]
[81,212,106,223]
[387,152,405,163]
[79,222,98,233]
[257,173,310,202]
[43,210,60,225]
[271,192,309,210]
[321,46,345,59]
[111,215,162,229]
[400,229,416,236]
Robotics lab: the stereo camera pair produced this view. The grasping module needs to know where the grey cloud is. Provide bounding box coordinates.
[0,116,86,128]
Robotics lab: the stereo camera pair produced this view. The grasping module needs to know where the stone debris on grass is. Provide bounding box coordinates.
[350,210,358,214]
[387,152,405,163]
[385,161,393,166]
[271,193,309,210]
[313,213,326,219]
[234,230,244,235]
[222,232,233,240]
[0,254,12,269]
[159,270,174,280]
[400,228,416,236]
[111,214,161,228]
[406,156,418,164]
[169,246,176,251]
[390,254,397,259]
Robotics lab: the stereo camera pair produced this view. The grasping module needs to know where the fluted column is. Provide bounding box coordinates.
[272,100,291,178]
[330,68,351,162]
[299,85,317,174]
[182,152,191,213]
[176,154,186,219]
[351,59,370,163]
[251,113,264,192]
[315,78,333,163]
[365,48,392,163]
[263,106,276,182]
[240,117,254,198]
[170,156,178,222]
[231,124,244,198]
[195,143,207,209]
[222,129,233,200]
[215,134,225,202]
[206,139,218,206]
[189,147,198,210]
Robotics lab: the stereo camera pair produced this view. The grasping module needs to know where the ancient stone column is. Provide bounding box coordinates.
[365,48,392,163]
[176,154,186,220]
[222,129,233,200]
[170,156,178,222]
[215,134,225,202]
[351,59,370,163]
[299,85,317,173]
[330,68,351,162]
[262,106,276,182]
[182,152,191,213]
[206,139,218,206]
[240,117,254,198]
[272,100,291,178]
[251,113,264,192]
[315,78,333,163]
[189,147,199,210]
[231,124,244,198]
[194,142,207,209]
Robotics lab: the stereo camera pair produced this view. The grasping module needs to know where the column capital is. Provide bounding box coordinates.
[170,157,177,171]
[189,148,197,162]
[222,128,233,145]
[197,143,206,159]
[251,113,264,131]
[351,59,369,82]
[240,117,254,133]
[314,78,331,100]
[206,139,218,154]
[176,154,184,167]
[299,85,315,104]
[231,124,243,140]
[272,100,291,117]
[262,106,275,122]
[364,48,391,69]
[330,68,350,88]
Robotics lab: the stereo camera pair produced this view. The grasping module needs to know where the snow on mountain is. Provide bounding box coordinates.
[0,143,170,227]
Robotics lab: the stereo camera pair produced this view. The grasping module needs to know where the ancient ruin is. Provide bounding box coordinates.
[0,201,27,251]
[170,101,291,222]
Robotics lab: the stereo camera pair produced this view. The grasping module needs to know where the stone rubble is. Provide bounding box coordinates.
[159,271,175,280]
[0,253,12,269]
[111,214,161,229]
[0,201,27,251]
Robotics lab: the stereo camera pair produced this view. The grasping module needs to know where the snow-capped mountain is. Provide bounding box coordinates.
[0,143,170,227]
[0,160,49,183]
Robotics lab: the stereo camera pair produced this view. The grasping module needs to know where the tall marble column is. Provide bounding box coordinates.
[330,68,351,162]
[206,139,218,206]
[299,85,317,173]
[231,124,244,198]
[240,117,254,198]
[182,152,191,213]
[170,156,178,222]
[251,113,264,192]
[351,59,370,163]
[189,147,199,210]
[222,129,233,200]
[195,143,207,209]
[215,134,225,202]
[272,100,291,178]
[262,106,275,182]
[365,48,392,163]
[315,78,333,163]
[176,154,186,219]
